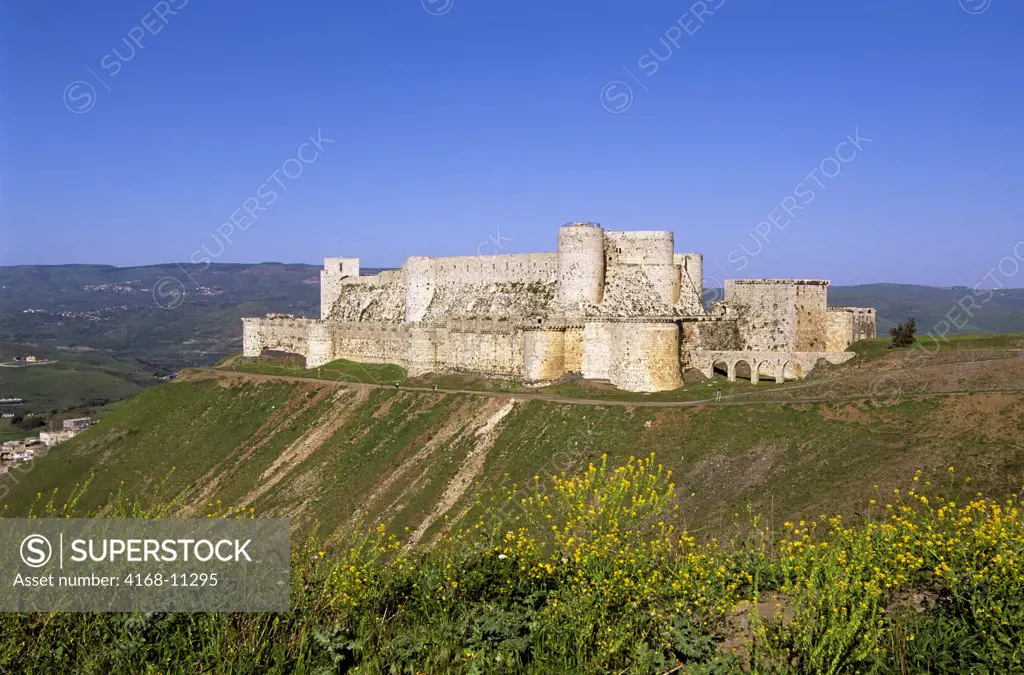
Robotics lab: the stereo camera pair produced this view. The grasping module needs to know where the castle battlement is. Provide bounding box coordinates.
[242,223,877,392]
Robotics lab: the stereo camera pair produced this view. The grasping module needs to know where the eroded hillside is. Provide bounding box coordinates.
[4,348,1024,540]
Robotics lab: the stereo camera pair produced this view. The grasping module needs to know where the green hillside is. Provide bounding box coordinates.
[5,342,1024,541]
[0,343,160,414]
[3,342,1024,673]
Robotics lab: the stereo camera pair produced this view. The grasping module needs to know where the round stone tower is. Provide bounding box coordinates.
[606,230,678,306]
[556,222,605,311]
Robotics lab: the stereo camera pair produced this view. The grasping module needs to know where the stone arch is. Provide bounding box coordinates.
[734,358,756,384]
[695,357,715,380]
[712,359,731,381]
[753,359,780,383]
[783,361,804,381]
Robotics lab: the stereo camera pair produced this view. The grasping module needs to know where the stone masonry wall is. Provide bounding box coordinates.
[725,280,798,351]
[242,317,314,357]
[314,319,527,379]
[582,322,614,380]
[558,223,605,310]
[563,327,584,374]
[404,257,435,323]
[826,307,877,351]
[676,253,704,314]
[680,318,742,369]
[523,329,566,383]
[320,257,360,318]
[435,321,523,377]
[605,230,674,266]
[328,322,408,366]
[795,284,829,351]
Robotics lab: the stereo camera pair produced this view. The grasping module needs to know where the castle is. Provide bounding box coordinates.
[242,223,876,392]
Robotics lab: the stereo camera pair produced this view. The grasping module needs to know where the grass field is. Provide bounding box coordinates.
[0,342,161,414]
[540,374,794,402]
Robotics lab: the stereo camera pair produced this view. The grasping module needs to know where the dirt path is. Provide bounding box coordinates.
[195,366,1024,409]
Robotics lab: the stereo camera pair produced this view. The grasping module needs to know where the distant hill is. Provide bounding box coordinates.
[828,284,1024,335]
[0,263,395,371]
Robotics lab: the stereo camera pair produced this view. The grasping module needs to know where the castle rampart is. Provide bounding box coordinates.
[557,223,605,310]
[242,224,876,392]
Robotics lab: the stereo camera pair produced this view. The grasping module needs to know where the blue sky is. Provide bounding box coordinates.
[1,0,1022,286]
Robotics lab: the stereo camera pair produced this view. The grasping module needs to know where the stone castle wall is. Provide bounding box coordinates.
[321,258,360,318]
[523,329,566,382]
[724,280,802,351]
[437,320,523,377]
[679,317,742,370]
[582,321,614,381]
[607,321,683,392]
[605,230,680,309]
[242,317,314,357]
[795,283,829,351]
[826,307,877,351]
[564,326,585,374]
[313,319,525,378]
[722,280,874,356]
[242,224,876,392]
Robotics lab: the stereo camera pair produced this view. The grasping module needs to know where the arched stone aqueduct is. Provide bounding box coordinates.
[692,350,855,384]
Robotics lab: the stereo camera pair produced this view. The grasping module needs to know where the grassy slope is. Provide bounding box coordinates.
[225,356,407,385]
[4,342,1024,540]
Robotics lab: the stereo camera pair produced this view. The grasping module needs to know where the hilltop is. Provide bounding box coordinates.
[3,335,1022,541]
[3,262,1023,415]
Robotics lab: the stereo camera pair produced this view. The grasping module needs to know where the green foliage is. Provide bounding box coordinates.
[889,317,918,348]
[3,459,1024,673]
[12,416,44,430]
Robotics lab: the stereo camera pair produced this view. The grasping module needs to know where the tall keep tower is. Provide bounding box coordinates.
[556,222,605,311]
